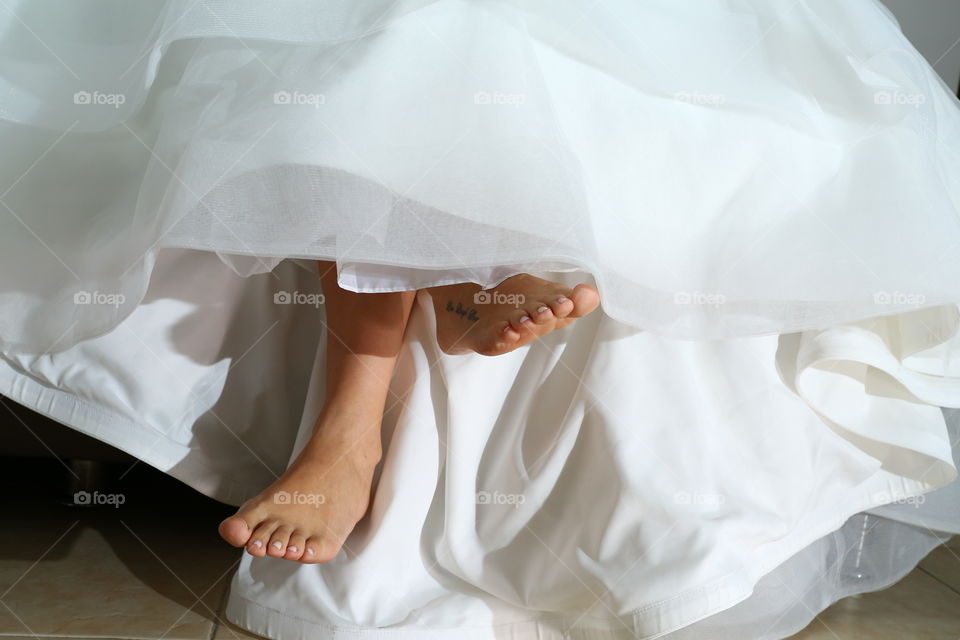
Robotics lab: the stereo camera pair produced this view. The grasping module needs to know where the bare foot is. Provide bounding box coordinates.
[429,274,600,356]
[218,405,380,563]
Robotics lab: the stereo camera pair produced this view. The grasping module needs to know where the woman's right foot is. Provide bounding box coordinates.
[429,274,600,356]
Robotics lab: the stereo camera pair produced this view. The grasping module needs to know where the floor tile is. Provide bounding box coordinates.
[213,619,269,639]
[0,458,237,640]
[920,542,960,593]
[210,565,960,640]
[3,457,958,640]
[788,568,960,639]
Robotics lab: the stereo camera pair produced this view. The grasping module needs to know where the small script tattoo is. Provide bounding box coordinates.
[446,300,480,322]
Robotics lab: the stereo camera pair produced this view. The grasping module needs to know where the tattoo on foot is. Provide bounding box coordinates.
[446,300,480,322]
[431,276,600,356]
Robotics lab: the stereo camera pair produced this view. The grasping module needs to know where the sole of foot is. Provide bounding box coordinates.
[431,274,600,356]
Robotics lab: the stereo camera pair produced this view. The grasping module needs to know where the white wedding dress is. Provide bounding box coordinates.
[1,1,959,638]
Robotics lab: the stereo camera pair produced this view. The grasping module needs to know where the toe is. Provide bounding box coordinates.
[218,515,252,547]
[569,284,600,318]
[285,532,307,561]
[499,323,521,344]
[530,303,555,325]
[267,526,294,557]
[302,538,323,564]
[497,321,517,338]
[510,311,534,333]
[548,295,575,319]
[312,538,341,564]
[476,324,520,357]
[246,521,278,557]
[299,537,342,564]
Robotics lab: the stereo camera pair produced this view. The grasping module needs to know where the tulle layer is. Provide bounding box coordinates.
[3,1,960,637]
[1,249,958,639]
[3,0,960,353]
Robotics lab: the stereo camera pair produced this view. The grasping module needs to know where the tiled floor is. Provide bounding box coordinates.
[0,457,238,640]
[1,457,958,640]
[791,538,960,639]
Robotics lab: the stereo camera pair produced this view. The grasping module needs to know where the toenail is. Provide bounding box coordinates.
[271,541,283,549]
[537,306,549,313]
[306,548,315,555]
[288,546,298,553]
[519,315,531,323]
[500,324,511,333]
[252,540,262,548]
[556,296,568,303]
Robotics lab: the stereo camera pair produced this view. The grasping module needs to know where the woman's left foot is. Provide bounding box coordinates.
[218,405,381,564]
[429,274,600,356]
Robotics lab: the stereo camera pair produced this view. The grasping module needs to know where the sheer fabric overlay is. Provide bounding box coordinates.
[2,0,960,353]
[2,0,960,638]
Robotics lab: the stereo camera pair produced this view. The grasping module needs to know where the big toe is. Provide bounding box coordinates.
[569,284,600,318]
[219,515,253,547]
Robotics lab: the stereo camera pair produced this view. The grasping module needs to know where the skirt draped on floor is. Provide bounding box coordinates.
[2,1,960,638]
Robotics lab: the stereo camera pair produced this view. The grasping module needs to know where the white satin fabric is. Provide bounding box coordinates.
[0,250,957,639]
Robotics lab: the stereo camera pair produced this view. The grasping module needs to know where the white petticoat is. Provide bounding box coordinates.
[2,0,960,638]
[1,250,958,639]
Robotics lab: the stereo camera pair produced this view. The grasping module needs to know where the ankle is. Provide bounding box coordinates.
[306,409,383,464]
[317,399,383,432]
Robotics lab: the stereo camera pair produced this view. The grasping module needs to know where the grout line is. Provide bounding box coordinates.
[917,565,960,599]
[208,558,237,640]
